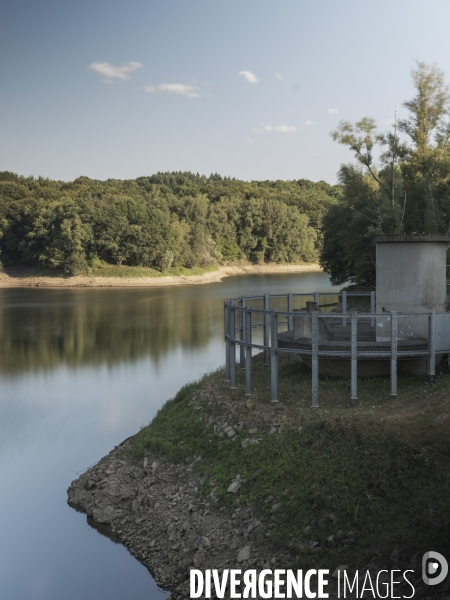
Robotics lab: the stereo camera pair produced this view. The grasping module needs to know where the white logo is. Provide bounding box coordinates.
[422,551,448,585]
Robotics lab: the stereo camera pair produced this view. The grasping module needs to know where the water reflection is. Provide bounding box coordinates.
[0,273,337,374]
[0,272,337,600]
[0,288,222,372]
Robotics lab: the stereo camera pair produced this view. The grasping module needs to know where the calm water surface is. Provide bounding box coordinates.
[0,272,338,600]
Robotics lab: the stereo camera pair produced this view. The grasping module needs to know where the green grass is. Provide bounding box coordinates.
[90,263,220,278]
[3,265,70,278]
[135,355,450,569]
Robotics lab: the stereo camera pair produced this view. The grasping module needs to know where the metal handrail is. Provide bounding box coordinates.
[224,291,444,408]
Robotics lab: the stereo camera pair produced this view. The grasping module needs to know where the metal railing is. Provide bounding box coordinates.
[224,291,448,408]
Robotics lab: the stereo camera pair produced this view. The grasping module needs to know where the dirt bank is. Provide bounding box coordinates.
[0,263,322,289]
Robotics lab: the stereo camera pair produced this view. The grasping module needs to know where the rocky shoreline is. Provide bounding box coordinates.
[68,438,297,598]
[67,378,450,600]
[67,439,447,600]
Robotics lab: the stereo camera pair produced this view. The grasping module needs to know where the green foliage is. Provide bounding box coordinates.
[0,172,338,274]
[134,380,210,461]
[322,60,450,286]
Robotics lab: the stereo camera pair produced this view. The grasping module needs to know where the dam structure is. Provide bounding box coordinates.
[224,234,450,406]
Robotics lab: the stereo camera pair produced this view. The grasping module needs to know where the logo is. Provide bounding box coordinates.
[422,551,448,586]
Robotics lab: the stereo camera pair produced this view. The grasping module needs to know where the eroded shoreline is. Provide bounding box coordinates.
[0,263,322,289]
[66,372,438,600]
[67,388,297,599]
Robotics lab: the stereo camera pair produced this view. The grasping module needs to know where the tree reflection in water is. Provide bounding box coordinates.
[0,287,222,373]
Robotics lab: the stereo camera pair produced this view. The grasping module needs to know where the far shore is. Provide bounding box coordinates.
[0,263,323,289]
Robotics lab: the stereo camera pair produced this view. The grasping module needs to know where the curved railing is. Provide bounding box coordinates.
[224,291,449,407]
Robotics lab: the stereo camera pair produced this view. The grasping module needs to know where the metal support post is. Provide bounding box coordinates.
[342,291,347,327]
[270,311,278,402]
[229,308,236,389]
[239,296,245,369]
[288,293,293,330]
[245,309,252,396]
[288,293,293,362]
[311,312,319,407]
[314,291,320,308]
[390,311,397,396]
[370,291,375,327]
[264,294,270,365]
[428,310,436,384]
[350,312,358,406]
[225,301,230,381]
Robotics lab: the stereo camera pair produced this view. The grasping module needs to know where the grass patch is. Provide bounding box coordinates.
[133,354,450,569]
[90,264,220,278]
[2,265,69,278]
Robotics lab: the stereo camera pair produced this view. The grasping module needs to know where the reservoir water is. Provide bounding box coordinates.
[0,271,337,600]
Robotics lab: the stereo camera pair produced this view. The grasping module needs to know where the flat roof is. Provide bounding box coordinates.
[374,234,450,243]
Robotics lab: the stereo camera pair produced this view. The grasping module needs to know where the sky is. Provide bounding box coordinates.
[2,0,450,184]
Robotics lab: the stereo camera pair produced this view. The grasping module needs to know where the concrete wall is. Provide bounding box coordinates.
[375,235,449,340]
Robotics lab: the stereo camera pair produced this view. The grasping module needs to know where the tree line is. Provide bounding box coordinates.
[0,171,339,274]
[320,61,450,286]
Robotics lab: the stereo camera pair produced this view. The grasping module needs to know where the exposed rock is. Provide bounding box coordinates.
[227,481,241,494]
[92,505,123,524]
[67,439,288,600]
[237,545,251,563]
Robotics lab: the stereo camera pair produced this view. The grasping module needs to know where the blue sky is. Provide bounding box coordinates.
[2,0,450,183]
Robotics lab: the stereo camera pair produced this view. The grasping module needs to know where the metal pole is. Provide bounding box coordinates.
[370,291,375,328]
[311,311,319,407]
[390,311,397,396]
[342,291,347,327]
[288,293,293,362]
[225,301,230,381]
[428,310,436,384]
[288,293,293,330]
[230,308,236,389]
[270,311,278,402]
[245,308,252,396]
[239,296,245,369]
[314,291,320,308]
[350,312,358,406]
[264,294,270,365]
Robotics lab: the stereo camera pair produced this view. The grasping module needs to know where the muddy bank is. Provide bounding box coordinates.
[0,263,321,289]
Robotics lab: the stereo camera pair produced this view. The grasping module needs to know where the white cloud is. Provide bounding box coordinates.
[304,120,314,126]
[144,83,200,98]
[328,108,339,114]
[239,70,258,84]
[88,61,143,83]
[253,124,296,134]
[243,138,255,144]
[274,71,284,80]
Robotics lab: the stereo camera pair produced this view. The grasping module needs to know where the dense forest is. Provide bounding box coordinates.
[5,64,446,285]
[320,61,450,287]
[0,171,340,275]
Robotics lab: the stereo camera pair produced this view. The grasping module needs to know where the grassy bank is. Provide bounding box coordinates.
[134,353,450,570]
[1,263,220,279]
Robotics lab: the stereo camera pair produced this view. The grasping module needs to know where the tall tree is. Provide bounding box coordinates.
[399,61,450,233]
[321,61,450,286]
